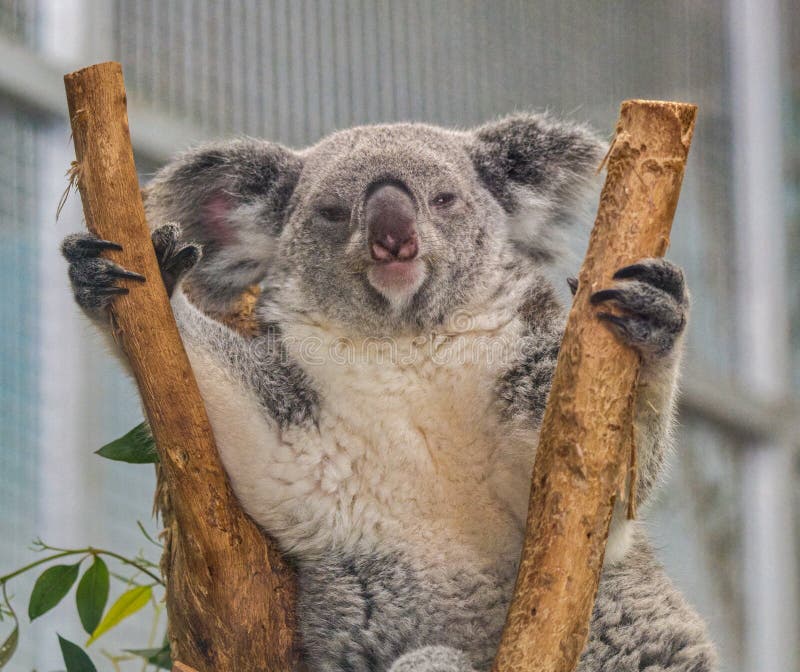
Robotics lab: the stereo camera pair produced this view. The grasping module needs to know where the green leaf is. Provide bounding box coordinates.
[75,557,109,635]
[127,643,172,669]
[86,585,151,646]
[0,586,18,669]
[0,623,18,669]
[28,563,81,621]
[58,634,97,672]
[95,423,158,464]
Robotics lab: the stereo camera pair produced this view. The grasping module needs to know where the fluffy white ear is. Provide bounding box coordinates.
[144,138,303,312]
[467,113,606,262]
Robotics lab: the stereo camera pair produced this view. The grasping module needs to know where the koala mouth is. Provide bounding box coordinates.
[367,259,427,306]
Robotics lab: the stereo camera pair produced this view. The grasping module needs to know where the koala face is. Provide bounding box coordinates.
[145,114,604,333]
[281,124,509,333]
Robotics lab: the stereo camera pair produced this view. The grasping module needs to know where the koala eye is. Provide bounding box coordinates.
[318,205,351,223]
[430,192,458,209]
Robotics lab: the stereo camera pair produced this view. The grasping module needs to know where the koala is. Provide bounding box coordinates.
[62,114,717,672]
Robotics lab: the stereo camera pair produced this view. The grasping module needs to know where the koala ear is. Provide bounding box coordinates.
[144,138,303,312]
[468,113,606,261]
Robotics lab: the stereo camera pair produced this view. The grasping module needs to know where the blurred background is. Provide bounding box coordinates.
[0,1,798,670]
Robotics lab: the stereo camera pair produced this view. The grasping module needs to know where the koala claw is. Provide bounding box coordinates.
[612,259,686,303]
[566,276,579,295]
[63,226,201,316]
[590,258,688,358]
[63,232,146,313]
[61,232,122,260]
[150,222,202,296]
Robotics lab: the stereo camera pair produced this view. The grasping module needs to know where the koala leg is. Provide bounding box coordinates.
[389,646,478,672]
[589,258,688,507]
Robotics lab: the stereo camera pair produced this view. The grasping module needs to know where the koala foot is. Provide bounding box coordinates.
[62,224,200,315]
[389,646,477,672]
[589,258,688,358]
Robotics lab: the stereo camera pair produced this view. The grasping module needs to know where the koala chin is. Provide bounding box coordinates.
[63,114,717,672]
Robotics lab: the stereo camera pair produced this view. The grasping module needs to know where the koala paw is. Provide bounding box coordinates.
[62,232,144,314]
[61,224,200,315]
[389,646,477,672]
[149,222,202,296]
[589,258,688,358]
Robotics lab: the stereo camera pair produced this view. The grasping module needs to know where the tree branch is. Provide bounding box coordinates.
[491,100,698,672]
[63,61,298,672]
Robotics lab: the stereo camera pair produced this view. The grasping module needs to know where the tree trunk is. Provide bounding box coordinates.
[491,100,697,672]
[64,61,298,672]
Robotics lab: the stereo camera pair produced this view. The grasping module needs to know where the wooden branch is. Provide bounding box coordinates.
[64,62,298,672]
[491,100,697,672]
[173,663,200,672]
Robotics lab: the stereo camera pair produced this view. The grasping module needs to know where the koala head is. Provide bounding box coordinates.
[145,114,604,334]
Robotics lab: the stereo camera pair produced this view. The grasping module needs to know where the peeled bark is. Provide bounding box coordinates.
[64,61,298,672]
[491,100,697,672]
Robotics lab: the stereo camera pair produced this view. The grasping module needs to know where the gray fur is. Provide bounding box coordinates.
[385,532,716,672]
[389,647,478,672]
[62,112,715,671]
[579,533,717,672]
[496,276,564,426]
[144,138,303,313]
[169,289,318,429]
[298,551,515,672]
[468,113,606,262]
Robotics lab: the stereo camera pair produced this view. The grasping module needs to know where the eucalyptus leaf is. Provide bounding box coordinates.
[127,643,172,669]
[28,563,81,621]
[0,586,18,669]
[95,423,158,464]
[0,623,18,669]
[86,585,151,646]
[58,634,97,672]
[76,557,109,634]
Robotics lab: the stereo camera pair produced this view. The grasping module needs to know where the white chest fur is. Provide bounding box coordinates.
[187,312,537,566]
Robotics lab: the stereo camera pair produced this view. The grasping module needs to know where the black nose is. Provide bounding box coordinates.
[365,184,418,262]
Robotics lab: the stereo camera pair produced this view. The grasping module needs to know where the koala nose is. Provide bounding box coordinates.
[365,184,418,262]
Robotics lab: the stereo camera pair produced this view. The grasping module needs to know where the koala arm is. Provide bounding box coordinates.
[497,259,688,545]
[62,224,317,432]
[60,224,200,379]
[589,258,689,508]
[168,286,317,429]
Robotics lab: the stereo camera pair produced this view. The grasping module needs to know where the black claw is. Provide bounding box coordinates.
[94,286,129,296]
[108,267,146,282]
[151,223,182,258]
[612,259,686,303]
[613,263,648,280]
[596,311,628,330]
[590,289,623,305]
[84,239,121,251]
[567,277,579,295]
[166,245,201,272]
[62,234,123,261]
